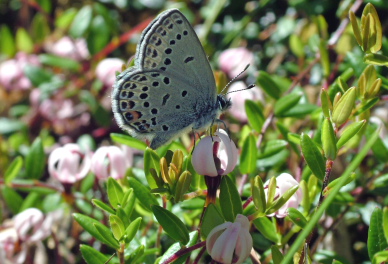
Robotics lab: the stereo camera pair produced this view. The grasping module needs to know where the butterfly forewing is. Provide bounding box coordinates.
[112,9,222,149]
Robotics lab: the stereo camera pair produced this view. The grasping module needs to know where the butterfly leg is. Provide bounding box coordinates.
[215,119,230,140]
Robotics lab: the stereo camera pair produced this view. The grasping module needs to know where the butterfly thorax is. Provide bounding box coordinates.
[192,95,231,131]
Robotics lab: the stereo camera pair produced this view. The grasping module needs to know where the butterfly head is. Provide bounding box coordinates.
[217,94,232,112]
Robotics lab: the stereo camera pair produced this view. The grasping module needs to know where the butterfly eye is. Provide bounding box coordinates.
[217,95,231,111]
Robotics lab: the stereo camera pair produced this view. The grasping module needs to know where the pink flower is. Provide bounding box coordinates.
[91,145,133,180]
[192,129,238,176]
[206,214,252,264]
[0,226,20,263]
[14,208,52,243]
[264,173,302,218]
[48,143,91,184]
[227,81,263,122]
[219,47,254,79]
[95,58,125,88]
[0,52,40,91]
[45,36,89,60]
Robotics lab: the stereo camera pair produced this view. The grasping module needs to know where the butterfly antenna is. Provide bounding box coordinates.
[225,83,255,95]
[221,64,253,94]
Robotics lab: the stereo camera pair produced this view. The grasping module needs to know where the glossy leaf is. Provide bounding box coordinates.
[110,133,147,150]
[252,176,266,214]
[144,148,162,189]
[245,100,264,132]
[258,139,288,159]
[174,171,192,202]
[73,213,120,249]
[80,245,109,264]
[364,53,388,66]
[274,92,302,117]
[16,28,34,53]
[271,245,284,264]
[1,186,23,214]
[253,217,279,243]
[320,89,331,118]
[25,137,45,180]
[39,54,81,71]
[107,177,124,209]
[372,251,388,264]
[151,205,189,244]
[337,120,366,148]
[5,156,23,184]
[92,199,115,215]
[257,71,281,99]
[124,217,142,244]
[349,11,362,46]
[109,215,125,241]
[319,40,330,77]
[355,98,379,116]
[201,203,224,238]
[0,25,16,56]
[267,185,299,214]
[301,134,325,180]
[160,231,198,264]
[383,207,388,245]
[239,133,257,174]
[366,123,388,162]
[287,208,308,228]
[128,177,158,211]
[368,207,387,260]
[219,176,243,222]
[69,5,93,38]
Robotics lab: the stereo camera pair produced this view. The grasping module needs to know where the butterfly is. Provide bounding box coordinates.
[111,9,231,149]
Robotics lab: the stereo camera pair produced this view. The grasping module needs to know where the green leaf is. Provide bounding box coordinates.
[128,177,158,211]
[23,65,53,87]
[337,120,366,148]
[174,171,192,202]
[16,28,34,53]
[245,100,264,132]
[383,207,388,245]
[92,199,115,214]
[267,186,299,214]
[354,98,379,116]
[258,139,288,159]
[0,25,16,56]
[349,11,362,47]
[274,92,302,117]
[301,133,325,180]
[5,156,23,184]
[127,245,145,263]
[332,86,356,126]
[25,137,45,180]
[321,119,337,160]
[151,205,189,244]
[319,40,330,77]
[109,215,126,241]
[201,203,225,238]
[372,251,388,264]
[80,244,110,264]
[86,15,111,55]
[20,192,41,212]
[124,217,142,244]
[271,245,284,264]
[289,34,304,58]
[239,133,257,174]
[39,54,81,71]
[320,89,331,118]
[287,208,308,228]
[252,176,266,214]
[280,104,318,118]
[73,213,120,249]
[219,176,243,222]
[253,217,279,243]
[364,53,388,66]
[69,5,93,38]
[366,123,388,162]
[55,8,77,29]
[31,14,50,43]
[110,133,147,150]
[257,71,281,99]
[122,188,136,217]
[143,148,161,189]
[1,186,23,214]
[107,177,124,209]
[368,207,388,260]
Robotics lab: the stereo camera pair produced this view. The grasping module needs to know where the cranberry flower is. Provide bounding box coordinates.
[95,58,125,88]
[264,173,303,218]
[219,47,254,79]
[192,129,238,177]
[91,145,133,180]
[206,214,252,264]
[48,143,91,184]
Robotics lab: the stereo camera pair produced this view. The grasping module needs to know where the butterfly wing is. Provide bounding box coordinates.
[112,9,218,148]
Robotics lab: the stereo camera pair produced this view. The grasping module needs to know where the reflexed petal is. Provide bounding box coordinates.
[192,136,219,176]
[210,222,241,264]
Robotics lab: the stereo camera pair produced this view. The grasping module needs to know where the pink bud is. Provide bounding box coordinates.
[45,36,89,61]
[14,208,52,243]
[206,214,252,264]
[192,130,238,176]
[95,58,125,88]
[91,145,133,180]
[219,47,254,79]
